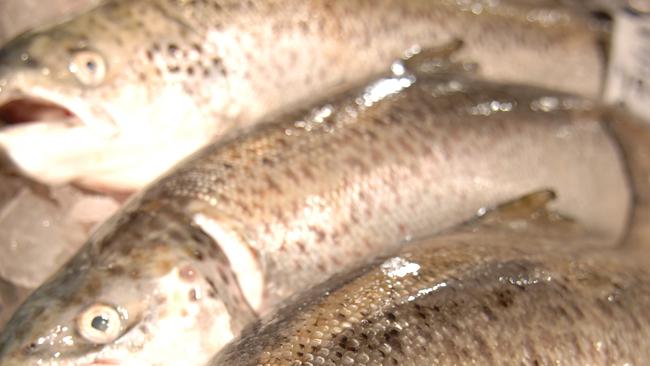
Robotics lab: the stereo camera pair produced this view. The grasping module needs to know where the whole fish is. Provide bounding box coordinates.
[0,73,631,365]
[213,213,650,365]
[0,0,606,191]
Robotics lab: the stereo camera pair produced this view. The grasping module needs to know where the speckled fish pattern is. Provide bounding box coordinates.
[0,73,632,365]
[213,222,650,365]
[0,0,607,189]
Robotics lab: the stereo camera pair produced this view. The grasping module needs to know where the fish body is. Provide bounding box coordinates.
[213,220,650,365]
[0,0,606,190]
[0,74,631,365]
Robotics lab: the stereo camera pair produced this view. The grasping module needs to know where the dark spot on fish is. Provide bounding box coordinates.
[168,65,181,73]
[140,324,150,335]
[495,289,514,308]
[23,342,38,355]
[296,240,306,253]
[206,277,219,298]
[156,259,174,274]
[212,57,225,73]
[218,268,230,286]
[311,226,326,242]
[189,289,199,302]
[168,44,179,56]
[107,265,125,276]
[300,164,315,180]
[187,66,195,75]
[155,295,167,305]
[481,305,497,321]
[193,250,205,261]
[261,157,274,166]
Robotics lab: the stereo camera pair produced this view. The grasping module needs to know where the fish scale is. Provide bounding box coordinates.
[0,0,606,189]
[0,74,631,365]
[212,222,650,365]
[142,74,630,311]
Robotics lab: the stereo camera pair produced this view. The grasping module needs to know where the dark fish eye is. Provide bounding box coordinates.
[69,50,106,86]
[77,303,123,343]
[91,315,110,332]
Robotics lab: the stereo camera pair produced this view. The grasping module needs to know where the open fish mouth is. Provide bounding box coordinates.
[0,96,80,127]
[0,89,120,187]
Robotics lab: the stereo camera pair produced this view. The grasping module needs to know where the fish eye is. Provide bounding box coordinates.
[69,50,107,87]
[76,303,123,344]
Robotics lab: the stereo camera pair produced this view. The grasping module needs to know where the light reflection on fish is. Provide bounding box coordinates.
[213,210,650,365]
[0,0,606,191]
[0,73,631,365]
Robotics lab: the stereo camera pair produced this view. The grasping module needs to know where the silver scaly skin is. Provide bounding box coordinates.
[0,0,606,190]
[0,73,631,365]
[213,211,650,365]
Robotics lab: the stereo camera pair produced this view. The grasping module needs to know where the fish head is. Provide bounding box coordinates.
[0,211,254,366]
[0,1,218,191]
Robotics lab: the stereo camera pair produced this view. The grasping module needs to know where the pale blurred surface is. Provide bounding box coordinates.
[0,0,99,44]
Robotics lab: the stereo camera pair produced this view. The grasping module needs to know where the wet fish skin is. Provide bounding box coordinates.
[0,73,631,365]
[0,0,605,190]
[212,223,650,365]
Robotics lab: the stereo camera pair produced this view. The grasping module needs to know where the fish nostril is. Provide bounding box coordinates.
[22,342,38,355]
